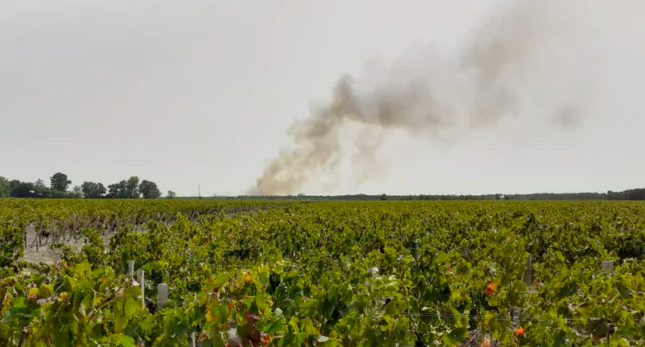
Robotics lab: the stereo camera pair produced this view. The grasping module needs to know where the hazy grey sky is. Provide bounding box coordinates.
[2,0,644,196]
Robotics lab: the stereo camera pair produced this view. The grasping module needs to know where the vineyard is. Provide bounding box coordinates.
[1,199,645,347]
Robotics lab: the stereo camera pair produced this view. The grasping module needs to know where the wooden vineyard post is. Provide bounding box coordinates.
[191,332,196,347]
[414,240,419,260]
[137,269,145,307]
[601,260,614,272]
[461,247,470,261]
[23,229,27,255]
[128,260,135,277]
[135,268,146,347]
[523,254,532,288]
[158,283,169,310]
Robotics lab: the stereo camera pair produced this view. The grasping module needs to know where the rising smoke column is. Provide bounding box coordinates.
[251,0,596,196]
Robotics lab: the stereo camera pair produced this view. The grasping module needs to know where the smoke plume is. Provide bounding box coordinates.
[250,0,607,195]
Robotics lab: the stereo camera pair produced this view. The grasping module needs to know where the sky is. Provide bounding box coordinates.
[1,0,644,197]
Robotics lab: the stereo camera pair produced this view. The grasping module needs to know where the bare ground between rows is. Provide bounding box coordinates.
[20,208,264,264]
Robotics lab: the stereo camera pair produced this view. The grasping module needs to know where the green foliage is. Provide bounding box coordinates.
[70,186,83,199]
[140,181,161,200]
[9,181,36,198]
[1,200,645,346]
[33,179,51,198]
[50,172,72,192]
[0,177,10,198]
[0,218,23,267]
[106,177,159,199]
[82,181,108,199]
[0,262,145,347]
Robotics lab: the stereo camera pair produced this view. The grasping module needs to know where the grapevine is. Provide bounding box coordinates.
[1,199,644,346]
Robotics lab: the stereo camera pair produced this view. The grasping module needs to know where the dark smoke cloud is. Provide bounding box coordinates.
[250,0,602,196]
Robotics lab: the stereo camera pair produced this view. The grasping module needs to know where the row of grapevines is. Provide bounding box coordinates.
[2,200,645,346]
[0,199,297,267]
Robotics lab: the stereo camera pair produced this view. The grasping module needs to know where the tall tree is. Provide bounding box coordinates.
[70,186,83,198]
[81,181,107,198]
[10,181,35,198]
[0,177,10,197]
[106,180,132,198]
[107,180,125,198]
[50,172,71,192]
[167,190,177,199]
[9,180,21,193]
[126,176,140,198]
[139,180,161,199]
[34,179,51,198]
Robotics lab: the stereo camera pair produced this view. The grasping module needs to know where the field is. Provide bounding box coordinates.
[1,199,645,347]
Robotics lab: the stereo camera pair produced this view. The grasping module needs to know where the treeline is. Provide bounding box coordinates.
[0,172,172,199]
[229,188,645,201]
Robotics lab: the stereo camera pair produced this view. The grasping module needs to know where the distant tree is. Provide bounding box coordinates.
[70,186,83,198]
[35,179,46,189]
[50,172,71,192]
[105,177,142,199]
[51,190,67,198]
[139,180,161,199]
[81,181,107,198]
[106,180,129,198]
[0,177,11,197]
[107,181,123,198]
[167,190,177,199]
[96,182,107,197]
[126,176,140,198]
[9,180,20,192]
[380,194,387,201]
[10,181,35,198]
[34,179,51,198]
[107,183,118,198]
[117,181,128,198]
